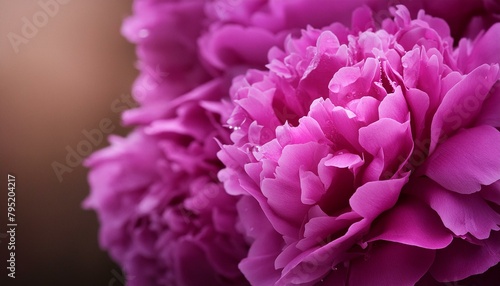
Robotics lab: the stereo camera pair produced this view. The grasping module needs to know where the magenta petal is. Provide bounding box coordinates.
[239,254,281,286]
[482,181,500,205]
[262,142,330,230]
[237,86,280,128]
[350,176,408,219]
[200,25,278,70]
[359,118,413,174]
[349,242,435,286]
[317,266,348,285]
[298,210,361,250]
[217,145,251,196]
[423,125,500,194]
[415,179,500,239]
[475,81,500,128]
[238,196,270,240]
[405,88,430,138]
[278,219,371,285]
[329,66,360,93]
[367,198,453,249]
[347,96,380,125]
[430,232,500,282]
[261,177,309,233]
[300,168,326,205]
[238,197,283,284]
[358,117,414,181]
[175,240,222,286]
[462,23,500,73]
[378,86,409,123]
[324,153,363,169]
[309,98,363,151]
[276,247,332,285]
[275,242,303,270]
[276,117,327,146]
[429,64,499,153]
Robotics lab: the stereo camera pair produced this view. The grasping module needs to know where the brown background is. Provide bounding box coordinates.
[0,0,137,285]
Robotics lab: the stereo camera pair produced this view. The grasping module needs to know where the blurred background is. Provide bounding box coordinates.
[0,0,137,285]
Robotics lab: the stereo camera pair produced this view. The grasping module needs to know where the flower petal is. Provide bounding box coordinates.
[412,178,500,239]
[429,64,499,153]
[430,232,500,282]
[461,23,500,73]
[348,242,435,286]
[423,125,500,194]
[366,198,453,249]
[350,176,408,219]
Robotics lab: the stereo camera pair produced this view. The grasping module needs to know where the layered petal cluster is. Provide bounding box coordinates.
[85,122,249,285]
[119,0,500,127]
[393,0,500,39]
[119,0,500,125]
[219,5,500,285]
[86,1,251,285]
[121,0,212,125]
[201,0,500,76]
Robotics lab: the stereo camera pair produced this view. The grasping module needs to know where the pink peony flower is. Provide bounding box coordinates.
[90,3,251,282]
[219,5,500,285]
[84,83,250,285]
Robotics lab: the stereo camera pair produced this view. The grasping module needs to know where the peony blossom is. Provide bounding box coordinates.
[84,78,250,286]
[87,2,250,284]
[85,127,249,285]
[219,5,500,285]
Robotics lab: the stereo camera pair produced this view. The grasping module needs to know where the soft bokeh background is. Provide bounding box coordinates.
[0,1,137,285]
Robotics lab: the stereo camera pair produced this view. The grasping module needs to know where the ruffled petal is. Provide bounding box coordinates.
[348,242,435,286]
[366,198,453,249]
[424,125,500,194]
[430,232,500,282]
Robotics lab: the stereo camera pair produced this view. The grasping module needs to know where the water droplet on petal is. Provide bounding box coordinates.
[139,29,150,38]
[227,125,241,131]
